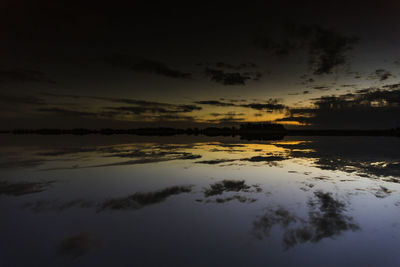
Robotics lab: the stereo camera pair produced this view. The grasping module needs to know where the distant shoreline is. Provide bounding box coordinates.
[1,126,399,138]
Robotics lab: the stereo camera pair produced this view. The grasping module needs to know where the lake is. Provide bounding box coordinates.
[1,134,399,266]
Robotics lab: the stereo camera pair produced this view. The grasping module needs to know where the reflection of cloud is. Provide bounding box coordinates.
[241,155,288,162]
[59,232,101,258]
[276,137,400,179]
[372,186,394,198]
[38,144,202,170]
[91,153,201,168]
[200,195,257,204]
[204,180,251,197]
[253,208,298,239]
[0,158,45,169]
[99,185,193,211]
[24,185,194,212]
[253,191,359,249]
[195,159,237,165]
[0,180,53,196]
[197,181,262,203]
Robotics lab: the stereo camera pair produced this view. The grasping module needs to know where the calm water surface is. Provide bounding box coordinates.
[1,135,399,266]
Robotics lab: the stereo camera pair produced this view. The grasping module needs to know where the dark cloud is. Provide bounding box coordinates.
[383,83,400,89]
[256,24,358,75]
[277,86,400,129]
[106,104,200,115]
[204,68,253,85]
[0,68,55,83]
[312,86,330,91]
[105,55,192,79]
[36,108,96,117]
[0,94,46,106]
[205,117,245,124]
[44,93,202,118]
[196,98,286,112]
[369,69,393,81]
[198,62,258,70]
[194,100,236,107]
[240,99,286,112]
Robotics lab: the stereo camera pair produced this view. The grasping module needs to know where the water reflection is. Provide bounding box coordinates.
[0,135,399,266]
[99,185,193,211]
[0,180,53,196]
[59,232,102,258]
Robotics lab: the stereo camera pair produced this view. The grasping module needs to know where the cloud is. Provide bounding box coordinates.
[36,108,97,117]
[255,24,358,75]
[194,100,236,107]
[0,94,46,106]
[106,104,200,115]
[104,55,191,79]
[277,86,400,129]
[195,98,286,112]
[44,93,202,118]
[240,99,286,112]
[204,67,252,85]
[198,62,258,70]
[369,69,393,81]
[0,68,55,83]
[311,86,330,91]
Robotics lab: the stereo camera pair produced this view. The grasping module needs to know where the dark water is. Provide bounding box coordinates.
[1,135,399,267]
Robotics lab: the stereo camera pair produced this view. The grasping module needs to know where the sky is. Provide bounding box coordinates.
[1,1,400,129]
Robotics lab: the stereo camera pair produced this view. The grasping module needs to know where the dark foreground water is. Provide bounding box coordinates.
[0,134,399,267]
